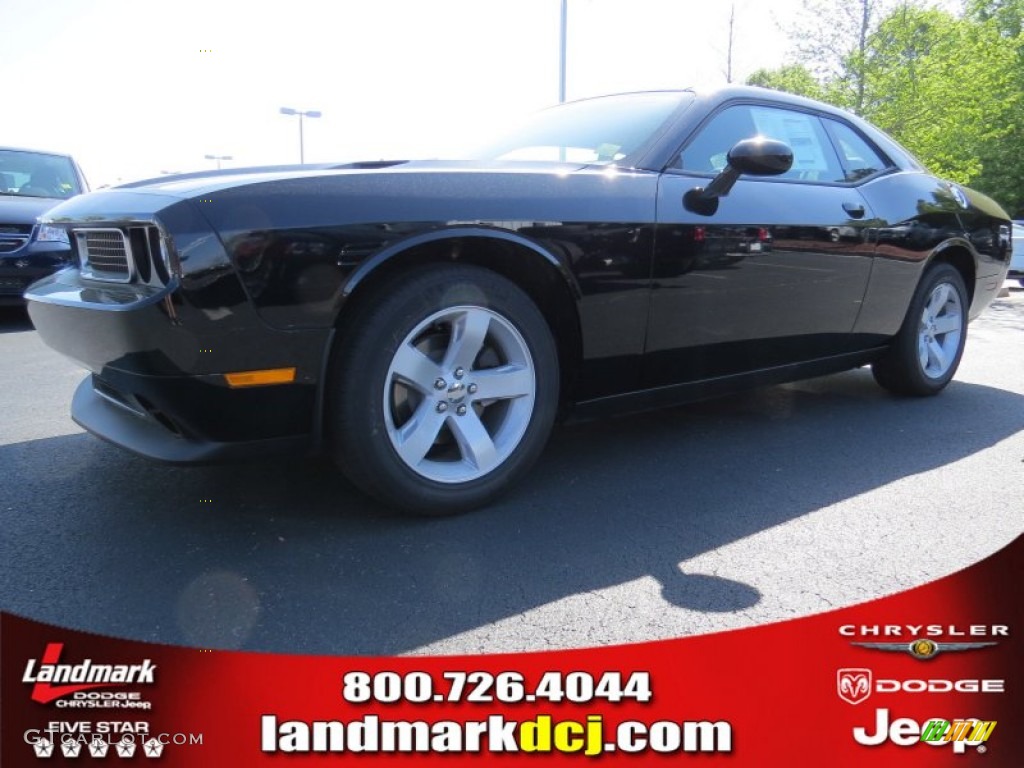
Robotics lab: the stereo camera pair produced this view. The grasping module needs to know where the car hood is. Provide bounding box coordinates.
[0,195,62,224]
[40,159,638,232]
[105,159,591,199]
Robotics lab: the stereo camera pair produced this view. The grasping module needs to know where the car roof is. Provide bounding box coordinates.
[0,146,76,159]
[623,85,925,174]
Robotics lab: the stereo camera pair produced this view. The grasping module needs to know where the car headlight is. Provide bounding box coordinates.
[36,224,70,244]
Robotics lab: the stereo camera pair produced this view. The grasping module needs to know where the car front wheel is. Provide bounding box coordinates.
[329,265,559,514]
[872,262,968,396]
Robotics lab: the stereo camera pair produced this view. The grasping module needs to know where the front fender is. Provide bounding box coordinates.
[338,225,584,308]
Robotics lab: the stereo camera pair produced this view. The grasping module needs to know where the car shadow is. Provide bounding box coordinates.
[1,370,1022,655]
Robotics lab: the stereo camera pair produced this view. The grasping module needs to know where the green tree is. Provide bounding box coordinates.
[859,6,1019,193]
[965,0,1024,215]
[967,0,1023,36]
[746,64,825,100]
[788,0,890,112]
[749,1,1023,214]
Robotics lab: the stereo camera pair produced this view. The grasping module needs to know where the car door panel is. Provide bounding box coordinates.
[645,174,876,388]
[641,102,884,388]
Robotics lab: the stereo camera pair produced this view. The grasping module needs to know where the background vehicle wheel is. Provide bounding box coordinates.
[871,262,968,396]
[329,264,559,514]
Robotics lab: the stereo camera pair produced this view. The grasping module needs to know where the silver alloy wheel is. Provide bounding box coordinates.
[383,305,536,484]
[917,281,963,379]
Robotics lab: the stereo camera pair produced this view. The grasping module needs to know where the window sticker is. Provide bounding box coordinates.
[750,108,828,173]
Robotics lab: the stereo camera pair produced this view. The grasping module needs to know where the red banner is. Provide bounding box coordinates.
[3,535,1020,765]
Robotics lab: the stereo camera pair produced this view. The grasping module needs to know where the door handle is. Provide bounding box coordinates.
[843,202,866,219]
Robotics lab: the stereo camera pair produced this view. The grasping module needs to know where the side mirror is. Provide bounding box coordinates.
[684,137,794,216]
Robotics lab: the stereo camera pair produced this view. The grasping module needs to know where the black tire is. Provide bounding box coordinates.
[872,262,968,396]
[329,264,559,515]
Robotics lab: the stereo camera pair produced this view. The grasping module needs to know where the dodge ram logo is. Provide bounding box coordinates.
[838,668,872,705]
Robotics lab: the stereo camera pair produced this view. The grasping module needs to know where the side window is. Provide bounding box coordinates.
[823,119,890,182]
[676,106,756,174]
[675,104,845,183]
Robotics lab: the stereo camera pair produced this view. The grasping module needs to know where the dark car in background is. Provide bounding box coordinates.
[25,87,1012,514]
[0,147,88,304]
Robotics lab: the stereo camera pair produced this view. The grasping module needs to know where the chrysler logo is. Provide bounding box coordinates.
[837,668,872,705]
[850,638,996,660]
[14,258,29,269]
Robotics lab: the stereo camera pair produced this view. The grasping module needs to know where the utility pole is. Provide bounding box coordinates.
[559,0,568,102]
[279,107,322,164]
[726,3,735,83]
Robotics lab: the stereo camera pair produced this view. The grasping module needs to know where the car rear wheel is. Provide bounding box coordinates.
[329,265,558,514]
[872,262,968,396]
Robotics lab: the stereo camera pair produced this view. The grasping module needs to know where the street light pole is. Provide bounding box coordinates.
[279,107,322,164]
[559,0,567,103]
[204,154,232,170]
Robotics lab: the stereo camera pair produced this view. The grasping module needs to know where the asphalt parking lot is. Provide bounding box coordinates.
[1,286,1022,656]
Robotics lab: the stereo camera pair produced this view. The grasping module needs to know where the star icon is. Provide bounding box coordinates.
[61,739,83,757]
[115,738,137,758]
[143,738,165,758]
[33,737,54,758]
[89,737,110,758]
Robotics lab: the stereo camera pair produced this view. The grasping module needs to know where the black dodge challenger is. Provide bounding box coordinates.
[26,87,1012,514]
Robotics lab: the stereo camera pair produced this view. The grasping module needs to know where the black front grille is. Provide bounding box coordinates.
[77,229,131,281]
[0,237,29,253]
[73,225,170,285]
[0,224,31,252]
[128,228,152,283]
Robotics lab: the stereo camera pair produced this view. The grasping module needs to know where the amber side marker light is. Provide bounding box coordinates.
[224,368,296,388]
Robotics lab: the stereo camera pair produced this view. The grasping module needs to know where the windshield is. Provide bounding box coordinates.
[0,149,82,199]
[467,92,692,165]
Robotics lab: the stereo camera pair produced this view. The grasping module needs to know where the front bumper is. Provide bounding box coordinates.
[72,376,312,463]
[27,268,331,463]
